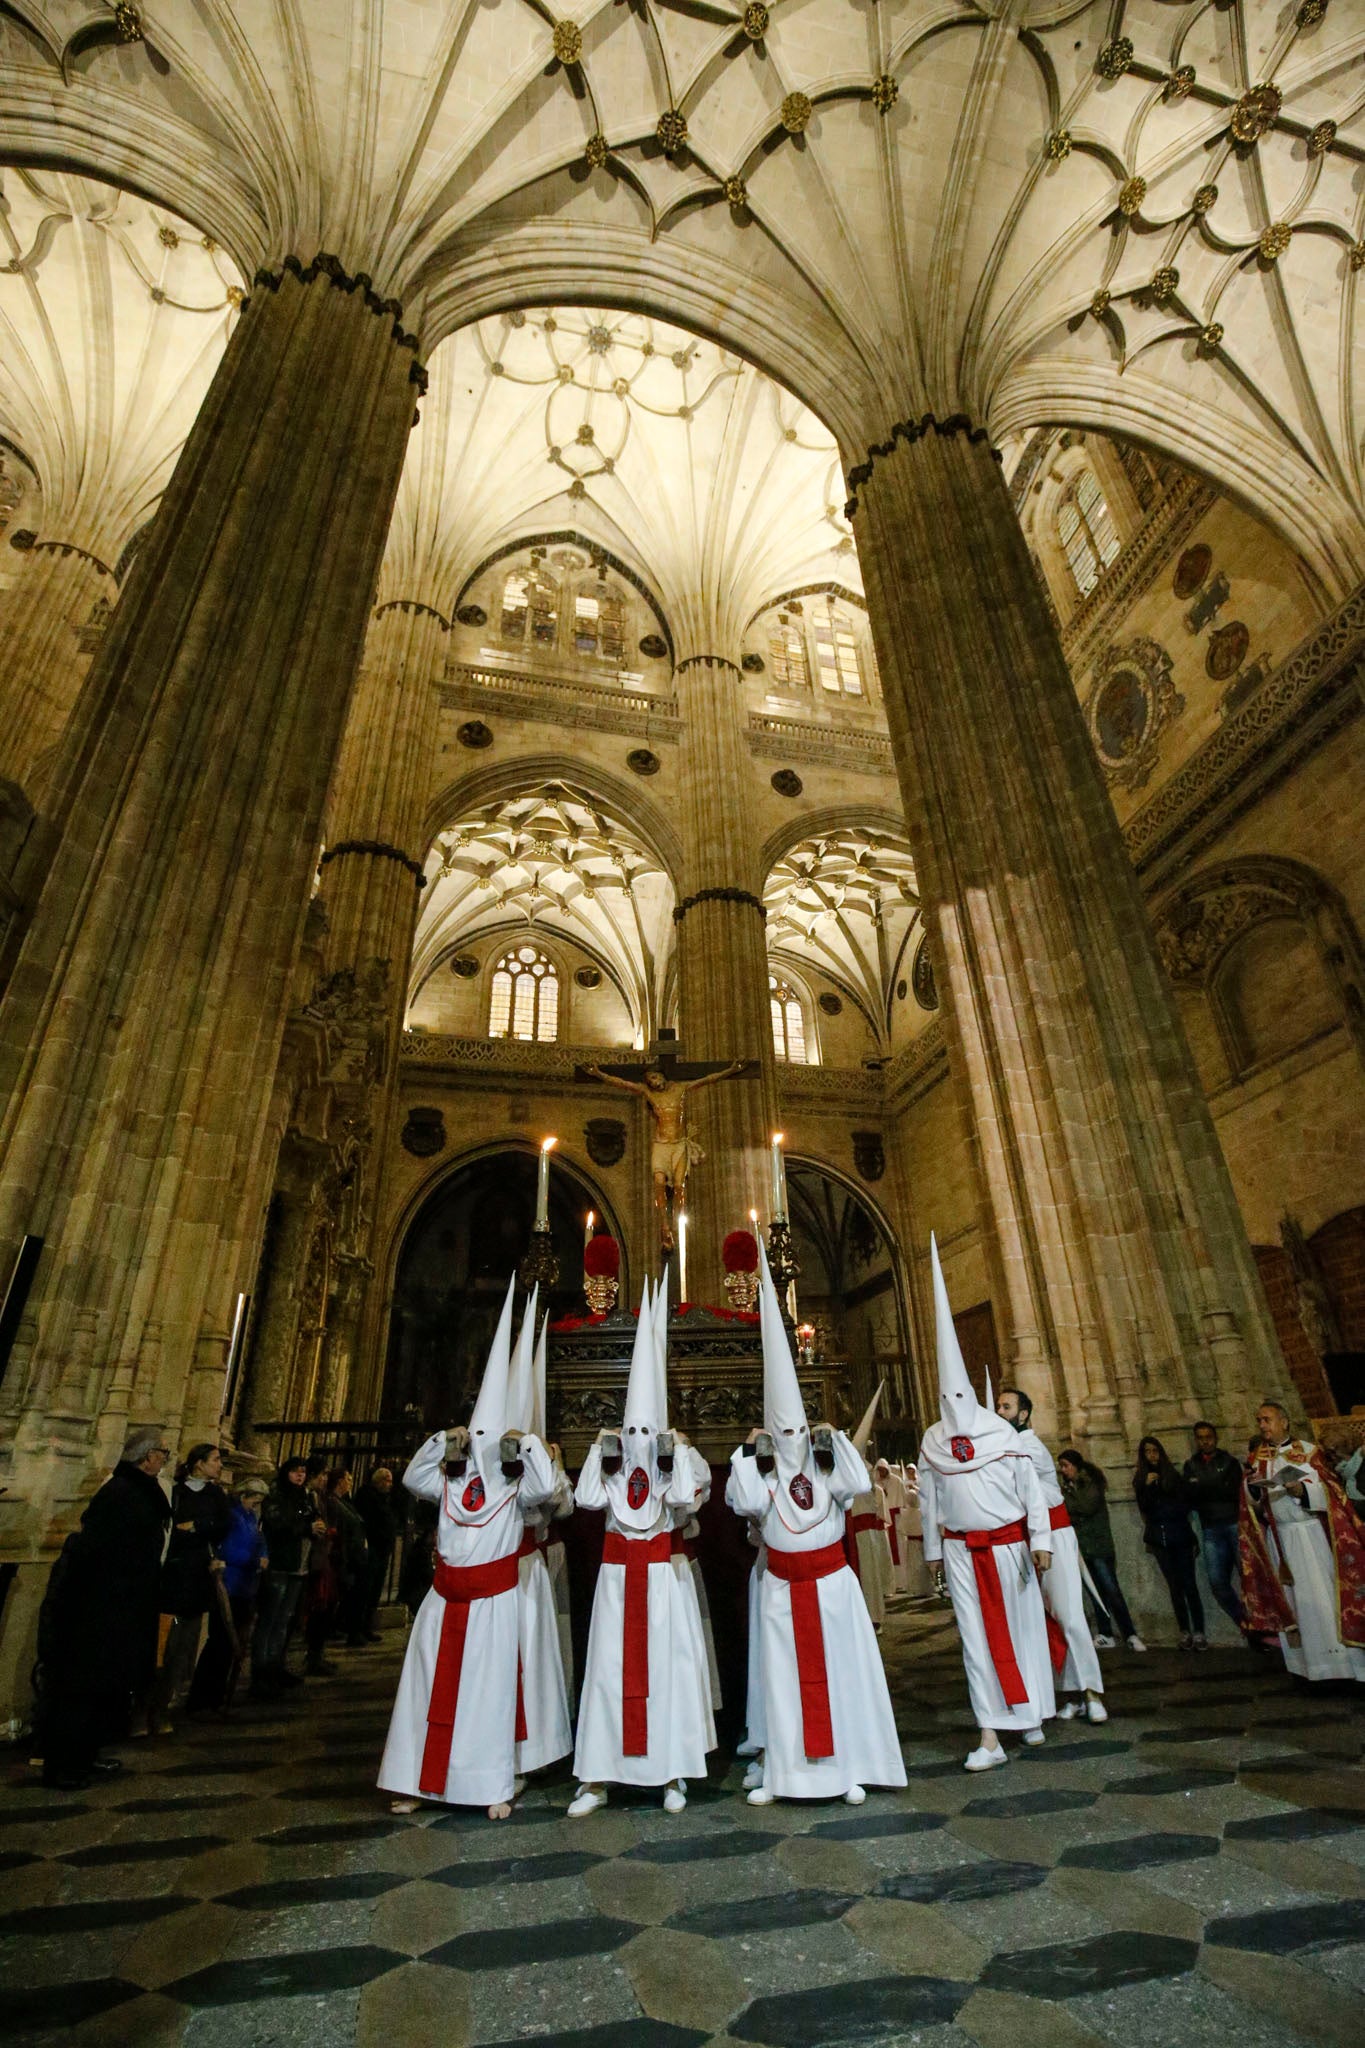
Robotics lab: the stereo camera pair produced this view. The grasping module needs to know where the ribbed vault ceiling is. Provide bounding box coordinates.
[1,2,1360,589]
[765,826,920,1048]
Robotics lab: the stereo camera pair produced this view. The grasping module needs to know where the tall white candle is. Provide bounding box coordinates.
[770,1134,786,1221]
[678,1209,688,1303]
[584,1209,595,1254]
[536,1137,557,1228]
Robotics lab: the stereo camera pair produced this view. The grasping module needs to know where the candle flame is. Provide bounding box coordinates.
[772,1132,784,1146]
[749,1208,758,1224]
[586,1210,594,1228]
[541,1136,558,1153]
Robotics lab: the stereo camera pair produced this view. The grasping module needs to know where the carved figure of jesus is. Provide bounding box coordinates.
[583,1060,746,1247]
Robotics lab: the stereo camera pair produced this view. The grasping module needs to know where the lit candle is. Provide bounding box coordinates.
[678,1209,688,1304]
[536,1136,557,1228]
[584,1209,595,1254]
[749,1207,759,1229]
[770,1133,787,1221]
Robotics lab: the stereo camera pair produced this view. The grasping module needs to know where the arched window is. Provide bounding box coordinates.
[500,572,529,641]
[500,568,559,647]
[1057,471,1120,597]
[770,975,808,1063]
[489,946,560,1042]
[768,612,809,690]
[813,602,863,695]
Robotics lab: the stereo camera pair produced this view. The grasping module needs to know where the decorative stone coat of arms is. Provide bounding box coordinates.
[584,1116,627,1167]
[852,1130,885,1182]
[1083,637,1184,793]
[401,1106,447,1158]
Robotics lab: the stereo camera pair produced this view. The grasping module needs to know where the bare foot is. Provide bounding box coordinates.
[390,1798,420,1815]
[487,1800,513,1820]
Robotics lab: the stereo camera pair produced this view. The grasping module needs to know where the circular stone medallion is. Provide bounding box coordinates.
[1206,620,1249,680]
[1094,669,1150,761]
[1173,544,1212,600]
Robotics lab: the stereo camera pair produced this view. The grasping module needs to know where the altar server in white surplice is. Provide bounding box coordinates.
[917,1237,1055,1772]
[504,1289,573,1776]
[726,1249,905,1806]
[995,1385,1106,1725]
[378,1278,556,1817]
[569,1282,716,1817]
[845,1383,896,1629]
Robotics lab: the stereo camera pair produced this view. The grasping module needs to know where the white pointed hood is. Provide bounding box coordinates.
[852,1380,884,1458]
[530,1312,549,1441]
[653,1265,670,1429]
[464,1274,515,1490]
[917,1235,1017,1475]
[608,1279,668,1531]
[759,1240,813,1471]
[505,1283,539,1435]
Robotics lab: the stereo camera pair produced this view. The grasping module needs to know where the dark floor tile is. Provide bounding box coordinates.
[159,1756,277,1776]
[0,1893,192,1935]
[982,1929,1198,1997]
[806,1809,947,1842]
[217,1871,405,1909]
[668,1888,856,1938]
[1224,1806,1363,1843]
[623,1828,779,1864]
[265,1816,398,1845]
[428,1801,564,1831]
[431,1848,604,1888]
[962,1788,1097,1819]
[117,1793,231,1815]
[0,1978,140,2029]
[59,1834,228,1865]
[1057,1831,1219,1871]
[902,1758,972,1780]
[0,1802,89,1824]
[163,1943,402,2005]
[1108,1769,1235,1796]
[274,1777,381,1802]
[875,1858,1046,1904]
[0,1850,39,1871]
[729,1973,969,2044]
[1204,1898,1365,1953]
[428,1912,638,1970]
[1138,1725,1237,1744]
[477,2024,706,2048]
[1020,1738,1132,1763]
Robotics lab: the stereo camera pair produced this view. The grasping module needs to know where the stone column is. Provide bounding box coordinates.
[0,257,422,1496]
[672,654,779,1306]
[849,421,1287,1455]
[0,541,113,800]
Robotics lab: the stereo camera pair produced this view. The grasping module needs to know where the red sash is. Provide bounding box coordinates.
[765,1539,847,1760]
[1049,1504,1071,1530]
[943,1517,1030,1706]
[518,1527,543,1558]
[843,1513,881,1582]
[603,1531,673,1755]
[886,1517,902,1566]
[669,1531,699,1562]
[420,1550,521,1795]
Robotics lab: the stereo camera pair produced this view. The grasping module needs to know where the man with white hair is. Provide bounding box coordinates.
[1240,1398,1365,1684]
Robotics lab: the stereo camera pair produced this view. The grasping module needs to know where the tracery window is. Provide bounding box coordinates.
[489,946,560,1042]
[1057,471,1120,597]
[500,569,558,647]
[768,614,809,690]
[814,604,863,695]
[770,975,809,1064]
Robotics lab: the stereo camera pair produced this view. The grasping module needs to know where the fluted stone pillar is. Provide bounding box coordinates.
[0,258,422,1493]
[673,654,779,1305]
[850,422,1288,1455]
[0,541,112,800]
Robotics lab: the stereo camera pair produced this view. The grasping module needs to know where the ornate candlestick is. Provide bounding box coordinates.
[766,1218,799,1295]
[520,1228,559,1290]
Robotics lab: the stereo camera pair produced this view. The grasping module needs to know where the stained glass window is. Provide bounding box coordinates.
[489,946,559,1042]
[1058,471,1120,596]
[770,976,809,1063]
[768,615,809,690]
[814,605,863,694]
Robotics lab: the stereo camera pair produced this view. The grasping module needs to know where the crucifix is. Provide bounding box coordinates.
[576,1031,758,1250]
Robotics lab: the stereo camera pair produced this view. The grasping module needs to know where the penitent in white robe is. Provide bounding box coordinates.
[1014,1428,1101,1696]
[573,1442,717,1786]
[847,1484,895,1627]
[899,1475,932,1599]
[515,1461,575,1775]
[1260,1445,1365,1684]
[378,1432,555,1806]
[918,1451,1056,1734]
[727,1433,906,1799]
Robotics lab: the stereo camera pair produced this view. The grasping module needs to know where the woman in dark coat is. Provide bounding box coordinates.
[151,1442,231,1727]
[1134,1435,1206,1649]
[37,1425,172,1788]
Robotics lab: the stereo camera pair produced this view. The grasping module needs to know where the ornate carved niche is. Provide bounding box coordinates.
[1083,636,1184,792]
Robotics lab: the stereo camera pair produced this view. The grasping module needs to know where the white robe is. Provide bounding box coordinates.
[515,1460,574,1774]
[1014,1428,1101,1695]
[743,1528,767,1750]
[1260,1443,1365,1684]
[674,1449,722,1712]
[879,1465,910,1592]
[848,1484,894,1627]
[726,1432,906,1799]
[918,1450,1056,1733]
[378,1432,555,1805]
[573,1441,717,1786]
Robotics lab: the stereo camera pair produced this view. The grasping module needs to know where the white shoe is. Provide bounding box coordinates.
[964,1744,1010,1772]
[1021,1727,1046,1747]
[736,1737,761,1757]
[1093,1634,1116,1649]
[742,1760,764,1791]
[1085,1696,1108,1724]
[1127,1635,1147,1652]
[844,1785,866,1806]
[746,1785,776,1805]
[1055,1701,1083,1720]
[567,1785,606,1819]
[663,1784,686,1814]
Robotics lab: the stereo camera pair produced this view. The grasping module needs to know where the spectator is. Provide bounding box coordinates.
[187,1475,269,1714]
[252,1456,324,1696]
[151,1443,232,1731]
[1134,1435,1206,1648]
[398,1497,438,1617]
[1183,1421,1245,1629]
[1056,1450,1146,1651]
[353,1466,402,1640]
[326,1469,371,1648]
[302,1454,338,1678]
[36,1425,172,1789]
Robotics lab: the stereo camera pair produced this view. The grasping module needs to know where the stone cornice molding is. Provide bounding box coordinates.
[1123,584,1365,886]
[775,1063,882,1113]
[374,598,450,631]
[439,664,681,746]
[884,1021,948,1112]
[844,413,1001,520]
[319,840,426,888]
[672,886,766,926]
[250,254,428,393]
[400,1033,617,1079]
[746,712,894,777]
[8,531,115,579]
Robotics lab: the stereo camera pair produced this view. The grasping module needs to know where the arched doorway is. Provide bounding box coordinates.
[786,1158,916,1446]
[382,1146,627,1428]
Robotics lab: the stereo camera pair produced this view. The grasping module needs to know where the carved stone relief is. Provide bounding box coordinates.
[1084,636,1184,792]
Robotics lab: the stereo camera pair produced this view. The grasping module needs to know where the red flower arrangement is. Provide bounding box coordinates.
[722,1229,759,1273]
[584,1234,621,1279]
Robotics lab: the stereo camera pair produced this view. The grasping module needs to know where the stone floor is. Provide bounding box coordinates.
[2,1602,1364,2047]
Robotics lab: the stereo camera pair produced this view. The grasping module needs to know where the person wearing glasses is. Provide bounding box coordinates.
[36,1425,172,1789]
